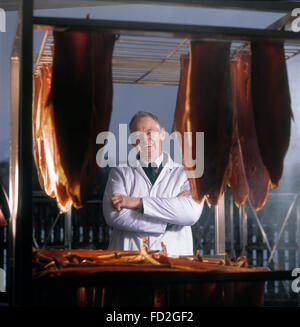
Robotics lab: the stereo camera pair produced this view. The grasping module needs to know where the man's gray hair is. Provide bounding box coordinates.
[129,111,161,132]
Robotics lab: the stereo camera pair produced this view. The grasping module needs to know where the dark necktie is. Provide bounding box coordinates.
[142,162,161,185]
[148,162,159,183]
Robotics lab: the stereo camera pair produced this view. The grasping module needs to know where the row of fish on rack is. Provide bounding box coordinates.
[31,28,293,215]
[32,237,263,278]
[32,238,268,306]
[174,40,293,211]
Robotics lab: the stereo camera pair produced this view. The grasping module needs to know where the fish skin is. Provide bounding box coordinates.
[32,72,44,190]
[51,30,93,208]
[33,64,56,198]
[0,209,6,226]
[33,31,115,211]
[251,41,293,188]
[173,54,202,205]
[233,52,270,211]
[173,54,189,136]
[187,41,233,205]
[228,58,249,208]
[0,180,9,226]
[79,32,115,205]
[50,30,115,208]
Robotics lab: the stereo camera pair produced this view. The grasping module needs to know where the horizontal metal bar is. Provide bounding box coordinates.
[33,19,300,85]
[45,0,300,13]
[139,1,300,13]
[2,1,299,13]
[2,0,120,11]
[268,193,300,196]
[246,244,299,250]
[32,269,295,288]
[33,16,300,44]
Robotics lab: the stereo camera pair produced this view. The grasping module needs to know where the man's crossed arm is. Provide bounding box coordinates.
[110,190,191,212]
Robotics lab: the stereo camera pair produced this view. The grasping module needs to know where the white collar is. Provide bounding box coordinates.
[140,152,164,167]
[129,152,180,169]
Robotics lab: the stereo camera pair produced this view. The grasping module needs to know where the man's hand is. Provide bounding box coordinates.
[111,193,142,211]
[177,190,191,197]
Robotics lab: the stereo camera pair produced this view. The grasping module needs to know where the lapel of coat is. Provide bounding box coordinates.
[129,157,152,186]
[152,153,175,187]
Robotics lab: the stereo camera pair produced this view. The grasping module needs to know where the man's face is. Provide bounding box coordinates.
[131,116,165,162]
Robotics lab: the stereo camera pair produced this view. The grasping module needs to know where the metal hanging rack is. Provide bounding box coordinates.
[33,30,300,85]
[10,0,300,307]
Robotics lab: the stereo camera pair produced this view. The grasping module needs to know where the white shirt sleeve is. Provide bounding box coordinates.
[102,168,167,234]
[142,178,204,226]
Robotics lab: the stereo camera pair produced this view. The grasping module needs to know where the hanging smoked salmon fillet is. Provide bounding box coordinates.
[173,54,189,136]
[227,57,249,208]
[33,64,56,199]
[0,179,9,226]
[32,71,44,190]
[184,40,233,206]
[32,31,115,212]
[172,54,191,170]
[251,41,293,188]
[174,41,290,210]
[230,52,270,211]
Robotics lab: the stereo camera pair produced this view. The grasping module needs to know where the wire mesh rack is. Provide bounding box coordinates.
[33,30,300,85]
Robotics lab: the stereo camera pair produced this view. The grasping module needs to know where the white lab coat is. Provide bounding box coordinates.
[102,153,204,255]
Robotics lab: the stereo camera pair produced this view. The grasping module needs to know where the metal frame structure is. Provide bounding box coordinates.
[9,0,300,306]
[3,0,300,12]
[9,0,33,307]
[33,32,300,85]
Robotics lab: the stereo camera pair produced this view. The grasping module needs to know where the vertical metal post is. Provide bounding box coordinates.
[297,199,300,263]
[214,193,225,256]
[242,205,248,256]
[229,192,234,255]
[64,209,72,249]
[8,0,33,306]
[8,10,20,307]
[297,200,300,307]
[239,205,247,256]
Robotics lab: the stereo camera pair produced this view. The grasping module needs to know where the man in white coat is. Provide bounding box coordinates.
[103,111,203,255]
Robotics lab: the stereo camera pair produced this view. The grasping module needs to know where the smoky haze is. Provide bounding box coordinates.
[274,53,300,194]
